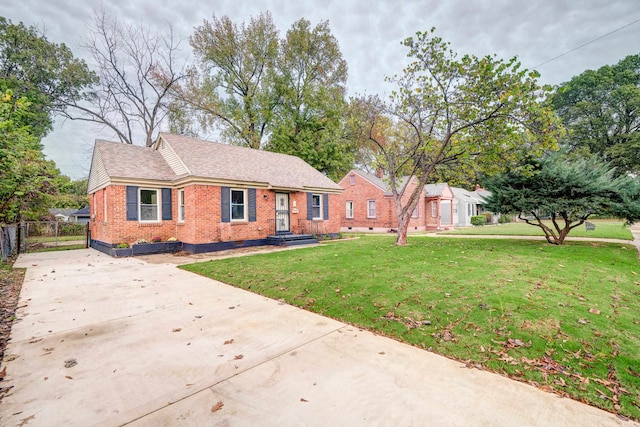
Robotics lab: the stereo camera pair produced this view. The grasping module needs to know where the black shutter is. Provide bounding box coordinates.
[221,187,230,223]
[323,194,329,220]
[307,193,313,220]
[126,186,138,221]
[162,188,172,220]
[248,188,256,222]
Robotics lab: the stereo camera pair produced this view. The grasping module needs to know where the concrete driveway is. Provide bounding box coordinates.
[0,248,637,426]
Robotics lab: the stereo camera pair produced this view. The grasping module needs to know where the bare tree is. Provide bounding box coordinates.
[61,10,187,146]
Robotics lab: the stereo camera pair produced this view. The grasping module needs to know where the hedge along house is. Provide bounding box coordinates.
[87,133,343,256]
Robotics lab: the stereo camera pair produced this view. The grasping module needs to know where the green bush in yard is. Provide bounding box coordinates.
[471,215,486,226]
[498,214,511,224]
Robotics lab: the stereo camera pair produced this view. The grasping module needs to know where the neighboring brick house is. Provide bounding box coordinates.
[87,133,343,256]
[424,183,455,231]
[337,170,456,232]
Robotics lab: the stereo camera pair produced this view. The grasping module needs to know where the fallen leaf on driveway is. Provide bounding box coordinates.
[64,359,77,368]
[224,339,234,345]
[234,354,244,360]
[211,401,224,412]
[172,328,182,332]
[300,398,308,402]
[65,375,73,380]
[0,366,5,379]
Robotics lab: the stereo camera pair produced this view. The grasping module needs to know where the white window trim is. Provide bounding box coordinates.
[231,188,247,222]
[412,203,419,218]
[346,201,354,219]
[311,193,323,220]
[178,189,185,222]
[139,188,161,223]
[367,200,376,219]
[431,201,437,218]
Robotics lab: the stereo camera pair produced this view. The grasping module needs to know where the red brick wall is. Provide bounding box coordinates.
[337,172,426,231]
[90,185,179,245]
[90,184,342,246]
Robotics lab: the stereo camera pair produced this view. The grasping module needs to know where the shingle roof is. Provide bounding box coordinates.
[351,170,389,192]
[158,133,341,191]
[350,170,412,194]
[90,133,342,192]
[95,140,177,181]
[451,187,482,203]
[471,189,491,203]
[71,206,90,216]
[424,183,448,196]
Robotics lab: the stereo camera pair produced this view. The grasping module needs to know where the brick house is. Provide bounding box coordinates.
[87,133,343,256]
[423,183,455,231]
[337,170,455,232]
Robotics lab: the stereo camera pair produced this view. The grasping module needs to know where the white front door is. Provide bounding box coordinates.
[441,200,451,226]
[275,193,290,233]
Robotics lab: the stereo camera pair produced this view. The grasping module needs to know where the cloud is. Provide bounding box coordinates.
[2,0,639,179]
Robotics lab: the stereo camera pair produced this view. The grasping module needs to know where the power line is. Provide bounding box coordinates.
[533,16,640,69]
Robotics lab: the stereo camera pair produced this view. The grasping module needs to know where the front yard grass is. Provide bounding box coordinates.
[182,236,640,420]
[440,220,633,240]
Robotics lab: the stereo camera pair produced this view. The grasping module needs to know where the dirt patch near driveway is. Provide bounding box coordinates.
[0,263,24,399]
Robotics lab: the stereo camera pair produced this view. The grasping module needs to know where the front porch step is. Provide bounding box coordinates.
[266,233,318,247]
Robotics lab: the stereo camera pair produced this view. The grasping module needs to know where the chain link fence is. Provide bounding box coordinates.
[0,222,89,261]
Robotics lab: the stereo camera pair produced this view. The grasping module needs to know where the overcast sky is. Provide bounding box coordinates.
[2,0,640,179]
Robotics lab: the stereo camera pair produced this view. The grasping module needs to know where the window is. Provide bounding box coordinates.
[312,194,322,219]
[367,200,376,218]
[103,190,107,222]
[468,204,473,216]
[178,189,185,222]
[349,174,355,185]
[231,189,246,221]
[454,202,458,214]
[412,203,419,218]
[139,189,160,222]
[431,201,437,218]
[346,201,354,219]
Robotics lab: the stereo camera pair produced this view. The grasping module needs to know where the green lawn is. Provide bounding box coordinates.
[440,220,633,240]
[182,236,640,420]
[28,244,86,252]
[27,235,85,243]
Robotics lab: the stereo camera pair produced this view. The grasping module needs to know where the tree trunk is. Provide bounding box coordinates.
[395,212,411,246]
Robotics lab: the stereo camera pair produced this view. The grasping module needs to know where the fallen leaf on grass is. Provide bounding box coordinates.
[211,401,224,412]
[628,367,640,377]
[589,308,601,315]
[234,354,244,360]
